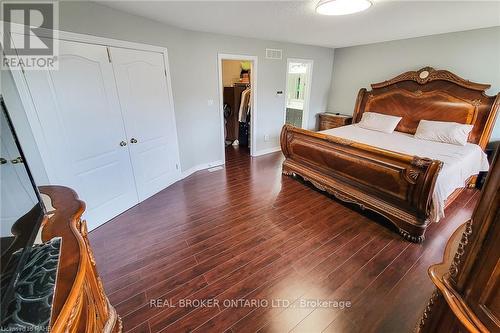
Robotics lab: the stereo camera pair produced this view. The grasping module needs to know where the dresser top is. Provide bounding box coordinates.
[320,112,352,118]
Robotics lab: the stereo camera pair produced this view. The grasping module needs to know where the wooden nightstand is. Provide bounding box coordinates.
[318,113,352,131]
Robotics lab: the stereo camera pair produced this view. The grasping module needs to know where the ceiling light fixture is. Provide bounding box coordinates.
[316,0,372,15]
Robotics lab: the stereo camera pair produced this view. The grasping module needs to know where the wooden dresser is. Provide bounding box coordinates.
[318,113,352,131]
[416,150,499,332]
[40,186,121,333]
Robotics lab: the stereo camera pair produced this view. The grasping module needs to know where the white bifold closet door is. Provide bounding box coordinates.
[21,39,180,229]
[23,40,138,228]
[109,47,179,201]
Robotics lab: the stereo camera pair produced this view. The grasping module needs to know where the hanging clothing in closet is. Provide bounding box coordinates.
[238,88,251,122]
[238,87,251,146]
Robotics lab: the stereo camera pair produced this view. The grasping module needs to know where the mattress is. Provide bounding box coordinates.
[320,124,489,222]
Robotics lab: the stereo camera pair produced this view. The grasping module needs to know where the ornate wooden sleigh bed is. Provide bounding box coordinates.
[280,67,499,242]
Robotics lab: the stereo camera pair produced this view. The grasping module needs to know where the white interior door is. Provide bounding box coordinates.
[20,39,138,229]
[110,47,180,201]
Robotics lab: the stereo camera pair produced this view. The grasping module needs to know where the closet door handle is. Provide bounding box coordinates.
[119,141,127,147]
[130,138,138,144]
[10,157,23,164]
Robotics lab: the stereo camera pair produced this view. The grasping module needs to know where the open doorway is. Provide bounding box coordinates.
[284,58,313,129]
[218,54,257,163]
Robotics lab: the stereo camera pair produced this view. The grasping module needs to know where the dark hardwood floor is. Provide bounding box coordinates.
[89,146,479,333]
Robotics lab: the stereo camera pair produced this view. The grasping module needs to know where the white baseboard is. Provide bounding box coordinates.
[252,146,281,157]
[181,160,224,179]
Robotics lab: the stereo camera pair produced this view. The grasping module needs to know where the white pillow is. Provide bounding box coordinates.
[357,112,402,133]
[414,120,473,146]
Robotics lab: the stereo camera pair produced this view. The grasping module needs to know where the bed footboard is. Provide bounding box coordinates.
[280,124,443,243]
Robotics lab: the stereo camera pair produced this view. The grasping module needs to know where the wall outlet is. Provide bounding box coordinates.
[264,134,270,142]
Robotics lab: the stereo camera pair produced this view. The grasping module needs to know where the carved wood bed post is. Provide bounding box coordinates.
[352,88,367,123]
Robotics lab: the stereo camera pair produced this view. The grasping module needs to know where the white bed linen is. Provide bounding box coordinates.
[320,125,489,222]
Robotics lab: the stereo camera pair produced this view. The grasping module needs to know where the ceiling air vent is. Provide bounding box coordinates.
[265,48,282,60]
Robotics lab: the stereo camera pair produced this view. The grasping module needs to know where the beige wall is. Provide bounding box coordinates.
[328,27,500,141]
[222,60,242,87]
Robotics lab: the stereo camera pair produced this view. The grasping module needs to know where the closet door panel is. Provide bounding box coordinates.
[21,39,138,229]
[110,47,180,201]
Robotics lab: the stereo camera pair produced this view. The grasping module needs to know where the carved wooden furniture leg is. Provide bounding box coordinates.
[40,186,122,333]
[416,150,500,332]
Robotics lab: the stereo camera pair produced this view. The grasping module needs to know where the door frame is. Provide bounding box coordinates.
[283,58,314,129]
[4,23,182,186]
[217,53,258,160]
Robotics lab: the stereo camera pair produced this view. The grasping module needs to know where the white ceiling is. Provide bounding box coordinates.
[98,1,500,48]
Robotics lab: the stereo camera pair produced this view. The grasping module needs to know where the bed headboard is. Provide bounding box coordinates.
[352,67,500,149]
